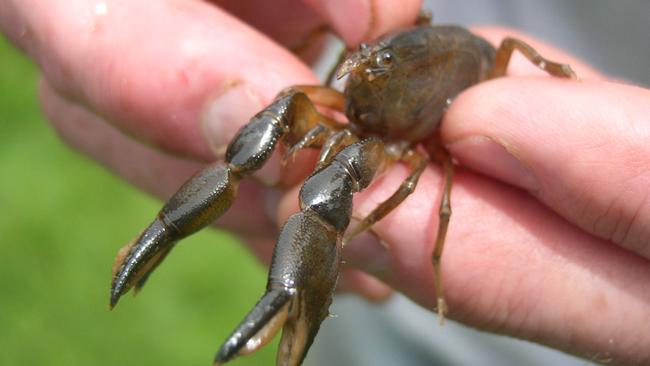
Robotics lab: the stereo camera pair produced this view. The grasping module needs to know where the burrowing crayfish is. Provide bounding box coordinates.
[109,14,576,366]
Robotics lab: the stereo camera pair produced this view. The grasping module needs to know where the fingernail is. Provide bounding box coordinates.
[201,82,264,156]
[343,225,391,280]
[447,136,539,191]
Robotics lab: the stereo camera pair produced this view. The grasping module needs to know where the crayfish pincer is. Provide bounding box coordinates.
[109,15,576,366]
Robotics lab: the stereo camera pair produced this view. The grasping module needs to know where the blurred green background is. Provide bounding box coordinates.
[0,35,275,365]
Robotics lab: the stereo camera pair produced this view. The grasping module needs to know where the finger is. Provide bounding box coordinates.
[472,27,604,80]
[207,0,330,64]
[303,0,422,46]
[337,268,393,303]
[350,165,650,365]
[7,0,318,165]
[211,0,324,49]
[277,162,650,364]
[443,77,650,258]
[40,78,278,241]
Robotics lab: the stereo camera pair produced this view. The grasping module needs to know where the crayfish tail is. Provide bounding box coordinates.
[109,218,175,309]
[214,288,291,365]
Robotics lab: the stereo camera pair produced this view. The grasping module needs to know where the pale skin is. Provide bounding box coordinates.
[2,0,650,364]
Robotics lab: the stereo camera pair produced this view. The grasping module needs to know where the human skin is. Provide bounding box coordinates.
[1,0,649,364]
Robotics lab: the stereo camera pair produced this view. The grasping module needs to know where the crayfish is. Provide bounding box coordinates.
[109,13,576,366]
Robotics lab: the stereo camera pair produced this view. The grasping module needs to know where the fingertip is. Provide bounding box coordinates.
[443,77,650,255]
[441,77,579,192]
[305,0,422,46]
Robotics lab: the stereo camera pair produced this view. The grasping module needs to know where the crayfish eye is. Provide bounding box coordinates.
[375,50,394,67]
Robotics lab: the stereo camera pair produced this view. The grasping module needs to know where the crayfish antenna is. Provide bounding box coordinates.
[109,218,176,309]
[214,288,291,365]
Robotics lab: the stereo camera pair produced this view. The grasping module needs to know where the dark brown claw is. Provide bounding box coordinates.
[110,219,175,308]
[110,91,318,308]
[214,288,291,365]
[110,164,237,308]
[214,139,385,366]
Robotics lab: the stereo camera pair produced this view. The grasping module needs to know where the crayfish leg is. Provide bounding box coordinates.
[285,85,345,112]
[343,148,428,245]
[430,145,454,324]
[490,37,578,79]
[316,129,359,169]
[282,124,329,166]
[214,289,291,365]
[110,165,237,308]
[216,140,387,365]
[239,302,289,357]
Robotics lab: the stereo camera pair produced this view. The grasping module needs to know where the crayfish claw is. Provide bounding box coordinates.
[109,217,176,309]
[215,289,291,365]
[132,243,173,294]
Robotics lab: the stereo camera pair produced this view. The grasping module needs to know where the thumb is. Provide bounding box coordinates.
[443,78,650,258]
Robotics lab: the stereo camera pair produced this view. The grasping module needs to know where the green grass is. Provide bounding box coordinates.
[0,35,274,365]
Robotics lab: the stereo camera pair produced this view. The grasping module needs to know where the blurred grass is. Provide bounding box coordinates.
[0,35,275,365]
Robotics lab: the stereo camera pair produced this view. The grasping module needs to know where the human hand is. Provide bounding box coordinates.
[273,27,647,365]
[4,0,649,363]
